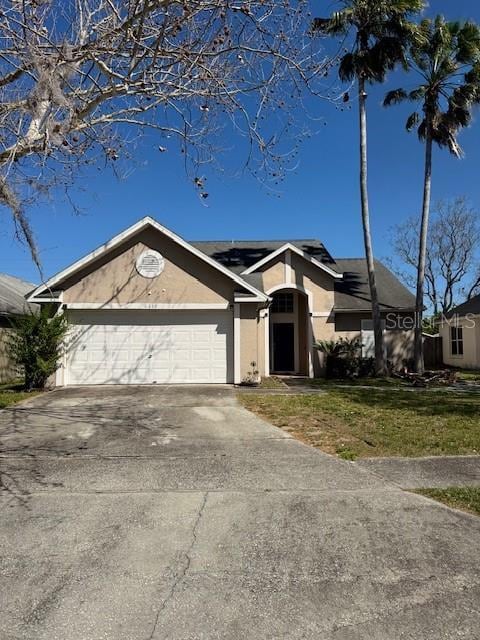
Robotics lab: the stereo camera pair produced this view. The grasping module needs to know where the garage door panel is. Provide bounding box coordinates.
[65,310,232,385]
[147,346,169,361]
[112,351,130,364]
[192,348,210,362]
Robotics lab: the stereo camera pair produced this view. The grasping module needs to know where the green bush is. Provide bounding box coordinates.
[8,307,68,390]
[314,337,367,379]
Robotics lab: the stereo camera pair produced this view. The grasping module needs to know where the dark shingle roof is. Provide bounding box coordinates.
[192,239,337,275]
[334,259,415,311]
[445,294,480,318]
[192,237,414,311]
[0,273,37,316]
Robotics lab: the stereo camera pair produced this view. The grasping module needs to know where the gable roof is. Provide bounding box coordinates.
[0,274,37,316]
[195,240,414,311]
[239,242,343,279]
[25,218,414,313]
[334,259,415,311]
[444,294,480,318]
[192,239,337,275]
[27,217,269,303]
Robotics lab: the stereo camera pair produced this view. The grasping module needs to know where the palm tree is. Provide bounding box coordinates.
[313,0,424,376]
[384,17,480,373]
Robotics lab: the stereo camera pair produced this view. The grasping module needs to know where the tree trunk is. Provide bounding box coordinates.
[358,76,385,376]
[414,127,433,373]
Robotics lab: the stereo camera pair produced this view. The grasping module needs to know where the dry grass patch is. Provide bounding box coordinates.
[239,388,480,459]
[258,376,288,389]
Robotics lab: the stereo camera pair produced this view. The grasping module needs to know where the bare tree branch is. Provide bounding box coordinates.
[388,197,480,314]
[0,0,330,264]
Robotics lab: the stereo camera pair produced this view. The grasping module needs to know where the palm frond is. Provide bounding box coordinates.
[387,0,422,12]
[447,136,465,159]
[408,87,426,101]
[465,64,480,85]
[316,0,426,85]
[456,21,480,64]
[447,104,472,128]
[417,120,427,141]
[311,9,352,36]
[338,52,357,82]
[311,17,331,33]
[432,115,465,158]
[400,15,480,155]
[406,112,421,131]
[384,88,408,107]
[373,35,406,69]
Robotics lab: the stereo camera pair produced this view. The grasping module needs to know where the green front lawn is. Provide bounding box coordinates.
[0,382,40,409]
[239,388,480,459]
[458,369,480,383]
[307,377,410,388]
[415,488,480,516]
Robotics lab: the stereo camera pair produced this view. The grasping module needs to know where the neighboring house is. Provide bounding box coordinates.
[439,295,480,369]
[0,273,37,383]
[26,217,415,386]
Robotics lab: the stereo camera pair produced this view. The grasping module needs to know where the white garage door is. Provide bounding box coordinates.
[65,310,233,385]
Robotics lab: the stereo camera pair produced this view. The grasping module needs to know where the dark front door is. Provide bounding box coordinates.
[273,323,295,372]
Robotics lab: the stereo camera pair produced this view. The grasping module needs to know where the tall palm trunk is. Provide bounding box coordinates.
[414,124,433,373]
[358,75,385,375]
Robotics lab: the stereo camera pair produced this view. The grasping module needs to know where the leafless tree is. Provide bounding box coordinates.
[388,197,480,314]
[0,0,328,269]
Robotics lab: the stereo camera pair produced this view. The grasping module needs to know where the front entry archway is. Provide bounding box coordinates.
[266,285,313,377]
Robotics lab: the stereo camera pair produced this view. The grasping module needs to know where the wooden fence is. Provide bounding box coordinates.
[423,334,443,369]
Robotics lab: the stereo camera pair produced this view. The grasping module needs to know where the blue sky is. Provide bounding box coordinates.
[2,0,480,286]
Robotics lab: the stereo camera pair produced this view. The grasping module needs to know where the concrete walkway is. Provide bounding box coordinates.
[357,455,480,489]
[1,386,480,639]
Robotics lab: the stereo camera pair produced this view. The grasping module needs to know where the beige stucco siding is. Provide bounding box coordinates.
[62,229,239,305]
[290,254,335,312]
[311,312,415,374]
[239,304,265,379]
[440,315,480,369]
[311,316,335,375]
[261,259,286,293]
[384,330,414,367]
[259,252,335,314]
[256,313,267,377]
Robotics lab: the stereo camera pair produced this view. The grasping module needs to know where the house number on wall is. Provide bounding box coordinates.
[136,250,165,278]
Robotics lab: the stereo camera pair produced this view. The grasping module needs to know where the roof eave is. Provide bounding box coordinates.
[27,216,268,303]
[241,242,343,279]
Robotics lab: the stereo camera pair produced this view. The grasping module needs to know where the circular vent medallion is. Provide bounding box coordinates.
[136,250,165,278]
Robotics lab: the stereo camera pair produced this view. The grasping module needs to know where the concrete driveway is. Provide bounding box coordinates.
[1,386,479,639]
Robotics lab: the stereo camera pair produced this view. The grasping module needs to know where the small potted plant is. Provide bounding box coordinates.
[240,361,261,387]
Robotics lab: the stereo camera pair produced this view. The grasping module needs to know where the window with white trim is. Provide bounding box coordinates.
[450,326,464,356]
[271,292,294,313]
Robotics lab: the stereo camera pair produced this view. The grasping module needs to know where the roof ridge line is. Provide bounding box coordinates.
[192,238,322,243]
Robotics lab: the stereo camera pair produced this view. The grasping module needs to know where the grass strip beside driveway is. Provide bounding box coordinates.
[238,388,480,459]
[415,488,480,516]
[0,382,40,409]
